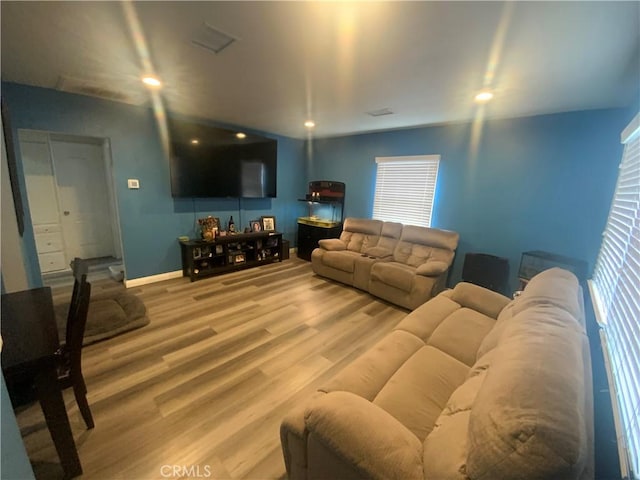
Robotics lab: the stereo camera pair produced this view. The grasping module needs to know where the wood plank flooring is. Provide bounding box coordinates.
[16,257,408,480]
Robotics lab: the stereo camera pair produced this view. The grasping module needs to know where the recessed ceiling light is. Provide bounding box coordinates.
[190,139,199,145]
[304,120,315,128]
[474,90,494,103]
[236,132,246,139]
[142,76,162,88]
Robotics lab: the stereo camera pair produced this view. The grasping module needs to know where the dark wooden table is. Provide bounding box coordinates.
[1,287,82,478]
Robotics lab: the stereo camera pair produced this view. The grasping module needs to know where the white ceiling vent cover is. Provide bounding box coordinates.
[192,23,238,54]
[366,108,395,117]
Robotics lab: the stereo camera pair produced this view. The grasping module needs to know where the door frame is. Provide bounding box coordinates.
[19,129,124,275]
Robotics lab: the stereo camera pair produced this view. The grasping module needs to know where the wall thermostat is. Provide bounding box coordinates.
[128,179,140,189]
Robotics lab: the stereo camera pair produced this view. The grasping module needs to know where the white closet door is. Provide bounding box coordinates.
[21,138,59,225]
[51,140,114,261]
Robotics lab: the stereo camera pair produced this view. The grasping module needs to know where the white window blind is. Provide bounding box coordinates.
[372,155,440,227]
[590,112,640,480]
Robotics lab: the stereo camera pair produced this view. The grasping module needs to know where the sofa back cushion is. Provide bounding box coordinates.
[339,218,383,253]
[512,267,584,321]
[393,226,459,267]
[466,303,590,480]
[364,222,402,258]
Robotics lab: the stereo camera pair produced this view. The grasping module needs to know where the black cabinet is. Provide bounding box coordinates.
[297,181,345,261]
[297,221,342,261]
[179,232,282,281]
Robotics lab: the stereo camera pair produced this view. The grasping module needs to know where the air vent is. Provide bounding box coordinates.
[366,108,395,117]
[192,23,238,54]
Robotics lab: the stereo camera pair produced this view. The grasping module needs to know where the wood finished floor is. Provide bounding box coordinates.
[17,257,408,480]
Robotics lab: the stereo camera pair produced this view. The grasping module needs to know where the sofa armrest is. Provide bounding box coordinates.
[363,246,393,259]
[449,282,511,319]
[304,391,423,480]
[318,238,346,251]
[415,260,450,277]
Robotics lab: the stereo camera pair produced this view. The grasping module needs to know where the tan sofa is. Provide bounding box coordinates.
[311,218,459,310]
[280,268,593,480]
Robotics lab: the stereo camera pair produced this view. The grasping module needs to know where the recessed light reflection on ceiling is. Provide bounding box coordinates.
[474,90,494,103]
[191,139,199,145]
[142,76,162,88]
[304,120,315,128]
[236,132,247,139]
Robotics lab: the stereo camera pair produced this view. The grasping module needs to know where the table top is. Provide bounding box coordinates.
[1,287,59,373]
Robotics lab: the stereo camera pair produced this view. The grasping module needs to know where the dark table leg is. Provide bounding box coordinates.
[34,363,82,479]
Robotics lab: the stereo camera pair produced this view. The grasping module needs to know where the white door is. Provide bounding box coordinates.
[51,140,114,261]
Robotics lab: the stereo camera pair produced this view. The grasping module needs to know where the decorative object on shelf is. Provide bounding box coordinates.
[251,220,262,232]
[198,216,220,241]
[228,215,236,233]
[261,216,276,232]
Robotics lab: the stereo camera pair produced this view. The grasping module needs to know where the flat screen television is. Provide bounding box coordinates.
[168,118,277,198]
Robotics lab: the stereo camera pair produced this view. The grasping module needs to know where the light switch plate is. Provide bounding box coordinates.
[128,179,140,189]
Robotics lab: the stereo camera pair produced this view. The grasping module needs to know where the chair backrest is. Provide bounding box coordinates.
[66,257,89,343]
[65,272,91,377]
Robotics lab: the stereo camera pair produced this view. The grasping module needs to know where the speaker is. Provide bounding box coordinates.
[462,253,510,295]
[281,239,290,260]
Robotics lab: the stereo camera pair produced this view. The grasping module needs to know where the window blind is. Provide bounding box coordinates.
[590,112,640,479]
[372,155,440,227]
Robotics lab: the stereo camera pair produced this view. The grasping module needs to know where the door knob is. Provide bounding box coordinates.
[63,211,70,216]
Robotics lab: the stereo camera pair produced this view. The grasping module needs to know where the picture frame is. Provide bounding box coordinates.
[261,215,276,232]
[250,220,262,232]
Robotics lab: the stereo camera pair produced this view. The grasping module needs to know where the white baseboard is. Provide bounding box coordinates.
[124,270,183,288]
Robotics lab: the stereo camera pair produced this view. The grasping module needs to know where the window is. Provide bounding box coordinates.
[589,112,640,479]
[372,155,440,227]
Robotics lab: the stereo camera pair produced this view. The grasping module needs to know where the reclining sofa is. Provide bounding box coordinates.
[311,218,460,310]
[281,267,593,479]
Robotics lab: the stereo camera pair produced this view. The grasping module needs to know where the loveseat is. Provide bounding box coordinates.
[311,218,460,310]
[280,267,593,479]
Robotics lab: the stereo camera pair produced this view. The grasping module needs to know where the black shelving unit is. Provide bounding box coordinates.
[179,231,282,281]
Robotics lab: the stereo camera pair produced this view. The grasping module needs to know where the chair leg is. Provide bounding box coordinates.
[72,377,95,429]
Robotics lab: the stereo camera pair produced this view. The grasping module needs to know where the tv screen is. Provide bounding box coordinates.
[169,118,277,198]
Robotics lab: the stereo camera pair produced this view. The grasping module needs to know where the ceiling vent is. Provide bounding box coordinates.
[366,108,395,117]
[192,23,238,54]
[56,76,147,106]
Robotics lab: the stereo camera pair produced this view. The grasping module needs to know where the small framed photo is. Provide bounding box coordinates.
[250,220,262,232]
[261,215,276,232]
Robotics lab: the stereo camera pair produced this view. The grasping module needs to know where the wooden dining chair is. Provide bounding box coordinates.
[55,257,95,429]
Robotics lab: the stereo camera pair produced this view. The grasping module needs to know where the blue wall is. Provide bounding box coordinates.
[2,82,306,282]
[307,108,628,290]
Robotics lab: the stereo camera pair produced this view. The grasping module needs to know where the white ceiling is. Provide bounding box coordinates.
[2,1,638,139]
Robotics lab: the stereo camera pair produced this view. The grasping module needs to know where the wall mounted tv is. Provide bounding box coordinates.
[168,118,277,198]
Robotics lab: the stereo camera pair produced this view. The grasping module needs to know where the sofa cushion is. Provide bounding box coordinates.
[415,260,449,276]
[363,246,393,258]
[321,330,424,401]
[394,294,460,341]
[466,304,589,479]
[317,238,346,251]
[322,251,361,273]
[370,262,415,292]
[513,267,583,320]
[339,218,383,253]
[392,226,459,267]
[373,345,468,441]
[427,308,495,366]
